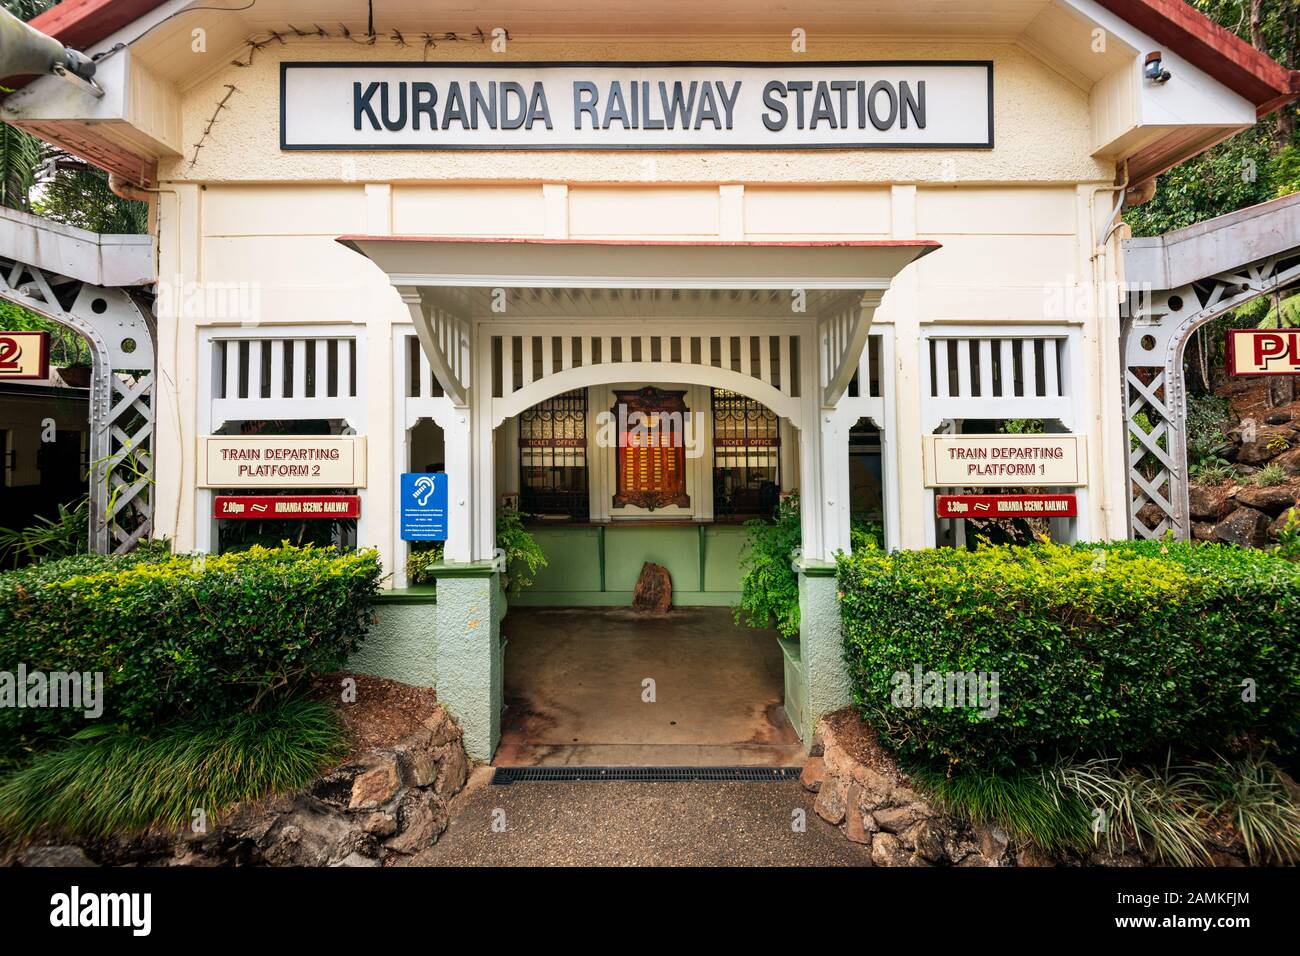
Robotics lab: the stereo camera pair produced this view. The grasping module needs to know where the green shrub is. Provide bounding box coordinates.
[838,540,1300,772]
[0,696,346,839]
[0,544,380,738]
[736,493,803,638]
[736,492,881,639]
[406,508,548,596]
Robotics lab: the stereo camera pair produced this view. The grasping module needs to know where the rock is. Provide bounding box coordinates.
[870,832,911,867]
[1213,506,1272,548]
[421,708,461,748]
[363,812,398,837]
[1016,844,1056,867]
[332,851,382,867]
[433,743,468,796]
[873,803,928,834]
[814,780,847,825]
[1234,484,1298,513]
[976,823,1010,863]
[403,750,439,788]
[842,785,870,843]
[849,765,896,809]
[1265,412,1293,425]
[1274,446,1300,477]
[905,819,948,863]
[631,562,672,614]
[1134,502,1166,534]
[383,790,448,855]
[799,756,825,793]
[349,755,402,810]
[1235,429,1293,465]
[1269,507,1300,540]
[1192,521,1217,541]
[20,846,96,867]
[1188,483,1239,521]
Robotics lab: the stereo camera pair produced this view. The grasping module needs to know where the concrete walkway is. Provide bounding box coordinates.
[497,607,804,767]
[407,767,870,866]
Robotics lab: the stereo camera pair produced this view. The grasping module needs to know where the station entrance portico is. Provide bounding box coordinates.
[339,236,934,759]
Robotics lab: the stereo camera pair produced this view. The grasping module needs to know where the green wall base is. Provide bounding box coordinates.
[347,601,437,688]
[431,563,503,761]
[797,562,851,750]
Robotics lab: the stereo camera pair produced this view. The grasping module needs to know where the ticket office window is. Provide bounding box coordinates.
[712,388,780,519]
[519,389,590,521]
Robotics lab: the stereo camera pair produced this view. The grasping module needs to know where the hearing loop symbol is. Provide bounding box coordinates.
[413,475,437,506]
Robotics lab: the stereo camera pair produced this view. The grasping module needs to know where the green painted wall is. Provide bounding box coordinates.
[512,523,749,606]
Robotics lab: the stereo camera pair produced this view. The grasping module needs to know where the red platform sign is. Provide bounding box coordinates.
[1226,329,1300,376]
[936,494,1077,519]
[214,495,360,519]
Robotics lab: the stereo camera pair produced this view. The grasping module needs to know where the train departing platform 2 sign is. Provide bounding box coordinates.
[936,494,1078,519]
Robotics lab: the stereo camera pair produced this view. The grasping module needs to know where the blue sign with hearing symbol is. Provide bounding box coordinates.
[400,472,448,541]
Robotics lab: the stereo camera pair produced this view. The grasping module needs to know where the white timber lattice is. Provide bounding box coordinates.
[203,329,366,431]
[0,253,155,554]
[919,328,1078,432]
[1123,249,1300,540]
[487,321,807,427]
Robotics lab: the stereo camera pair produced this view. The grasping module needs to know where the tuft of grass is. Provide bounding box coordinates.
[0,697,347,840]
[1251,463,1288,487]
[1192,757,1300,865]
[1051,757,1211,866]
[908,764,1092,853]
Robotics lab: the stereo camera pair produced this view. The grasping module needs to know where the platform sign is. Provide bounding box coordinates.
[1226,329,1300,376]
[923,434,1087,488]
[400,472,448,541]
[198,436,367,488]
[214,495,361,519]
[937,494,1077,519]
[0,331,49,380]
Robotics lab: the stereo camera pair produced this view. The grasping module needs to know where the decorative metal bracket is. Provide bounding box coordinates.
[1123,250,1300,539]
[0,253,155,554]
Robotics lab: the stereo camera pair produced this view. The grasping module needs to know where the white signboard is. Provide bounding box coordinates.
[199,436,367,488]
[281,61,994,150]
[923,434,1087,488]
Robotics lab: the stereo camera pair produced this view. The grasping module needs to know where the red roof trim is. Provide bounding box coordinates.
[1092,0,1298,115]
[336,236,941,248]
[29,0,167,51]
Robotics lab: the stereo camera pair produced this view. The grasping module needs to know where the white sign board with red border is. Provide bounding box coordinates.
[199,436,367,488]
[923,434,1087,488]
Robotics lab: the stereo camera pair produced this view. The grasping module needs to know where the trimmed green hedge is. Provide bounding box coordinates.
[838,541,1300,772]
[0,544,381,738]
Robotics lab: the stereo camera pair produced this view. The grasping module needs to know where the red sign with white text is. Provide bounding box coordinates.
[937,494,1077,519]
[1226,329,1300,376]
[214,495,360,519]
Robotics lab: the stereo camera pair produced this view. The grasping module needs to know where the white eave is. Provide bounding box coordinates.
[0,205,155,287]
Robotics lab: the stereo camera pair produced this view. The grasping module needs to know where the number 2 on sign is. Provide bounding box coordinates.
[0,336,21,371]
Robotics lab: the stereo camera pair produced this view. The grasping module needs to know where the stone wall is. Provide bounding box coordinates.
[802,710,1015,866]
[11,705,469,868]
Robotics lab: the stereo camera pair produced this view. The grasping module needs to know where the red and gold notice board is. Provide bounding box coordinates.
[612,387,691,511]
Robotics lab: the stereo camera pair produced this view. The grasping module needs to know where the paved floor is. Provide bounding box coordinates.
[408,767,870,867]
[496,607,805,767]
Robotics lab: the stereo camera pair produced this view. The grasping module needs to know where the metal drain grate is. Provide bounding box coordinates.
[491,766,802,785]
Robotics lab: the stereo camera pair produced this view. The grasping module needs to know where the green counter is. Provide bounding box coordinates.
[510,522,748,607]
